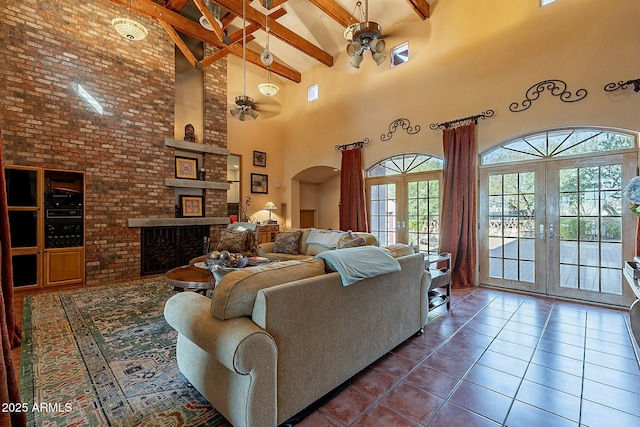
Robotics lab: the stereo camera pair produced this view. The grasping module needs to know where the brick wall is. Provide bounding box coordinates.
[0,0,228,284]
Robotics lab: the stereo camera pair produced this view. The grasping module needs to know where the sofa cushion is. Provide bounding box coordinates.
[306,244,332,256]
[337,231,366,249]
[210,258,325,320]
[216,229,248,253]
[274,230,303,254]
[384,244,415,258]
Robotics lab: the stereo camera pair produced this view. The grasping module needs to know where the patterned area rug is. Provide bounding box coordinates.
[20,277,226,426]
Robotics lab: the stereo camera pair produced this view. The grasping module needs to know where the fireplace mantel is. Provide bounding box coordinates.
[128,217,229,228]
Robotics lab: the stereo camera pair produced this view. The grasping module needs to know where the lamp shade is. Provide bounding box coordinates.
[111,17,148,41]
[263,201,277,222]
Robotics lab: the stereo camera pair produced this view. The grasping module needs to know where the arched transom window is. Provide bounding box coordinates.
[367,153,443,177]
[481,128,636,166]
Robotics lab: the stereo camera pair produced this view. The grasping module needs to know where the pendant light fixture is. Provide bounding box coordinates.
[230,0,258,121]
[258,15,279,97]
[111,0,148,41]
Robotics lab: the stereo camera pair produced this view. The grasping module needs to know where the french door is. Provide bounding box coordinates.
[367,171,441,251]
[479,153,636,306]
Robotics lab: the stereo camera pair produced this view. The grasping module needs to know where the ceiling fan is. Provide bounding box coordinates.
[345,0,385,68]
[230,0,259,120]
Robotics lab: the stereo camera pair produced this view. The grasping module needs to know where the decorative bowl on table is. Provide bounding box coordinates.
[204,251,248,281]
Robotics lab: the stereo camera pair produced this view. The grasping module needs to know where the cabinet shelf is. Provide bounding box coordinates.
[424,252,451,311]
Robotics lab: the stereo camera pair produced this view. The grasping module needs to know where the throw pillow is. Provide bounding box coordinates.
[273,230,303,254]
[337,231,366,249]
[216,229,247,253]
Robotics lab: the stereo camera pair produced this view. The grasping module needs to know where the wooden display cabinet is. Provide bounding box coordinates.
[4,166,85,290]
[257,224,279,244]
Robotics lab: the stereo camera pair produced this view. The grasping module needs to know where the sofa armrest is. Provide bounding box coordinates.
[164,292,276,374]
[257,242,276,256]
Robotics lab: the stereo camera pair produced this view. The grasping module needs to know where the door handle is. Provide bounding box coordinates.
[549,224,554,240]
[539,224,545,240]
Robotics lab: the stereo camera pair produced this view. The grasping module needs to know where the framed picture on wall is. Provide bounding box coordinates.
[175,156,199,180]
[179,195,204,217]
[251,173,268,194]
[253,150,267,167]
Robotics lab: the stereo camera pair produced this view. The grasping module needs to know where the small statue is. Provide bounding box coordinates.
[184,123,196,142]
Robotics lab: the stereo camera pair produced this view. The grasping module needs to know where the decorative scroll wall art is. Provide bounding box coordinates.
[509,79,587,112]
[335,137,370,151]
[380,118,421,141]
[429,109,495,130]
[604,78,640,93]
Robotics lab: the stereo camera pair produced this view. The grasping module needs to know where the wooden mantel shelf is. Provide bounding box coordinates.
[128,217,229,228]
[164,178,230,190]
[165,138,230,155]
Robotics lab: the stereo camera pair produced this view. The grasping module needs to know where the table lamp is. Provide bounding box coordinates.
[262,201,277,223]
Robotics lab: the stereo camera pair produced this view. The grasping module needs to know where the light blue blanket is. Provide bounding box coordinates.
[316,246,401,286]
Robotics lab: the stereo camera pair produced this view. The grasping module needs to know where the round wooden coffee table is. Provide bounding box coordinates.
[165,264,216,294]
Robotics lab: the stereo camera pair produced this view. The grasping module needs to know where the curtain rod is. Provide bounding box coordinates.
[429,109,495,130]
[335,137,370,151]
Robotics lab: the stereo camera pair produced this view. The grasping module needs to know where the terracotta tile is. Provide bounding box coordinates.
[584,349,640,374]
[581,399,640,427]
[409,331,448,349]
[506,401,578,427]
[296,410,345,427]
[523,364,583,397]
[530,349,584,376]
[321,386,374,425]
[428,401,501,427]
[450,328,495,348]
[516,380,581,421]
[585,337,635,358]
[473,313,508,328]
[487,338,536,362]
[405,364,460,398]
[422,350,475,378]
[536,338,584,360]
[585,330,633,348]
[583,363,640,395]
[438,337,486,362]
[462,320,502,337]
[464,363,522,397]
[542,328,586,347]
[351,403,421,427]
[497,328,541,347]
[351,367,398,399]
[582,379,640,416]
[381,381,444,423]
[372,352,420,378]
[449,380,512,424]
[477,350,529,377]
[390,340,433,362]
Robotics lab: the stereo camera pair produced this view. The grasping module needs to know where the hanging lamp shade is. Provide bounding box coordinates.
[111,17,148,41]
[112,0,148,41]
[258,82,279,97]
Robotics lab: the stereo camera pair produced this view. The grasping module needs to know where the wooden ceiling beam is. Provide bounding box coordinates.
[105,0,301,82]
[308,0,356,28]
[214,0,334,67]
[226,7,286,45]
[192,0,225,42]
[165,0,190,13]
[405,0,431,20]
[200,33,254,68]
[158,19,199,68]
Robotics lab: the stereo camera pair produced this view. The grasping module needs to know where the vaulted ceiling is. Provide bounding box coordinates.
[107,0,434,83]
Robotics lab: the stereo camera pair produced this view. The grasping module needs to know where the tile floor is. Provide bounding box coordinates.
[289,287,640,427]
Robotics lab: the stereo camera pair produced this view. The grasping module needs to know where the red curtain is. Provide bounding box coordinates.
[0,129,26,427]
[439,123,477,288]
[339,147,368,232]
